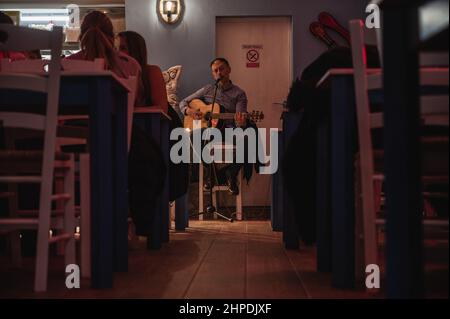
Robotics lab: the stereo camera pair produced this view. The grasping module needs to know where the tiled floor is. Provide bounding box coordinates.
[0,220,447,299]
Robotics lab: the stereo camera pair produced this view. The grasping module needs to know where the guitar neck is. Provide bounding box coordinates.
[210,113,237,120]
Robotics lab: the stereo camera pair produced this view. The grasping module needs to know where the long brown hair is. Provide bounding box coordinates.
[79,11,116,70]
[118,31,151,104]
[0,11,14,24]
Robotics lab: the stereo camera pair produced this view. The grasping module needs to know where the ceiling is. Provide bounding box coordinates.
[0,0,124,9]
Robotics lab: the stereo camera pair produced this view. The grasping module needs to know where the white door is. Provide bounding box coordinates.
[216,17,292,207]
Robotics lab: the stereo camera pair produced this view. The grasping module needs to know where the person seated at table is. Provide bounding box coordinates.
[0,12,26,63]
[118,30,171,114]
[65,10,145,106]
[118,30,189,234]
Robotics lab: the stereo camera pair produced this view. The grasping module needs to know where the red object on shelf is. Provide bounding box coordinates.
[318,12,351,45]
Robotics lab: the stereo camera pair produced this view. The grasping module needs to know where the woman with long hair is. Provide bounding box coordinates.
[66,11,145,105]
[118,30,170,111]
[118,31,152,106]
[118,30,189,216]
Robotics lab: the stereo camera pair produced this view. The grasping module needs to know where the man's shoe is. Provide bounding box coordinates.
[226,175,239,196]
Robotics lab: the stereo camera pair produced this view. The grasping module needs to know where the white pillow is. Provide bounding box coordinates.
[162,65,182,108]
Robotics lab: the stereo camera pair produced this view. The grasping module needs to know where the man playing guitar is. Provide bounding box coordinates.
[179,57,248,195]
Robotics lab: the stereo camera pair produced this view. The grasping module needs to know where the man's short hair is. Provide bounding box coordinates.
[0,12,14,25]
[210,57,230,68]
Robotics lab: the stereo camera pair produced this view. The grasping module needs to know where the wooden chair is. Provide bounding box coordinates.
[1,54,135,279]
[0,24,76,292]
[349,19,449,278]
[200,144,244,221]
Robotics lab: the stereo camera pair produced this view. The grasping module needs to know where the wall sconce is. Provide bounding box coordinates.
[157,0,184,25]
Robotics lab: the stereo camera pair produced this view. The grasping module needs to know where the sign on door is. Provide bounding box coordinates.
[243,44,263,68]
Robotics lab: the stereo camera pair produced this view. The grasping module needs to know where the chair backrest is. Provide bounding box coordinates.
[61,58,105,72]
[350,19,381,270]
[1,58,46,73]
[368,0,448,68]
[350,18,449,175]
[356,9,449,126]
[0,24,63,178]
[350,19,376,150]
[116,75,137,151]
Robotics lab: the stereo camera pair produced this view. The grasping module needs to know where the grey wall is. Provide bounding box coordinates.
[125,0,368,106]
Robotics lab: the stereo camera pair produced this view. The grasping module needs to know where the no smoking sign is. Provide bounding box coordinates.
[246,49,260,68]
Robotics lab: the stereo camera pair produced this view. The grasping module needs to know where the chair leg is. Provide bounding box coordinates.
[5,137,22,267]
[354,160,365,284]
[34,184,53,292]
[64,155,76,267]
[8,184,22,267]
[212,190,218,220]
[170,201,176,228]
[423,198,436,218]
[79,153,91,278]
[236,170,243,221]
[373,180,383,216]
[55,178,65,257]
[10,231,22,267]
[128,219,139,243]
[199,162,204,221]
[360,171,378,284]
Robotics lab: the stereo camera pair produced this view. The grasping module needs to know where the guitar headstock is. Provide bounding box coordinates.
[309,22,337,48]
[248,110,265,123]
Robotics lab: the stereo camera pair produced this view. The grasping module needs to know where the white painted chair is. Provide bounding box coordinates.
[1,55,136,279]
[0,54,87,267]
[1,56,95,278]
[0,24,76,292]
[349,19,449,275]
[199,144,243,221]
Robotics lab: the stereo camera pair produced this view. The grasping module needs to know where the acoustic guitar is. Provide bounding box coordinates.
[318,12,351,46]
[183,99,264,130]
[309,22,338,49]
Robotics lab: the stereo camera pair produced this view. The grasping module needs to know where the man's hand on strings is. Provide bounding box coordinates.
[235,112,247,128]
[187,108,203,120]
